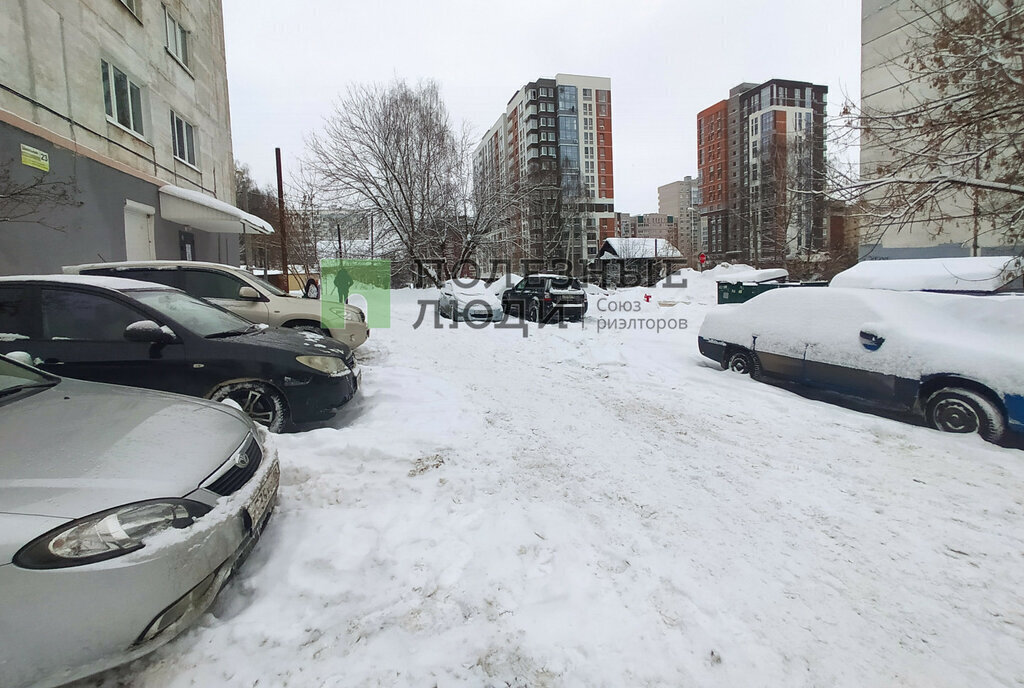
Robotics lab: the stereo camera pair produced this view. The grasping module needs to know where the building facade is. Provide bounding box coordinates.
[657,176,700,262]
[860,0,1019,259]
[474,74,614,271]
[0,0,270,276]
[697,79,827,267]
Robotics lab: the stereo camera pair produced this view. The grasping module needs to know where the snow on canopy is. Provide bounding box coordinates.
[597,238,682,259]
[700,286,1024,396]
[830,256,1023,293]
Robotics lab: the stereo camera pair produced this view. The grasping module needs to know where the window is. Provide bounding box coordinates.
[182,269,248,300]
[164,7,189,67]
[0,287,32,339]
[171,111,197,166]
[119,0,138,15]
[582,88,592,100]
[101,60,145,136]
[41,289,145,341]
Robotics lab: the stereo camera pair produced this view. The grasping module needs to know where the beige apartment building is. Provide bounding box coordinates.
[860,0,1018,259]
[0,0,271,275]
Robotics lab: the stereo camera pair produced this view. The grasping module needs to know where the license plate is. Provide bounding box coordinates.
[246,461,279,534]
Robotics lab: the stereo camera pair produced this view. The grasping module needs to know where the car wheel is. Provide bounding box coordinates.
[727,349,761,378]
[925,387,1005,443]
[211,381,288,433]
[528,301,540,323]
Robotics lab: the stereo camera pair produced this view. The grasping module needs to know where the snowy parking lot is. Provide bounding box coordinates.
[85,273,1024,687]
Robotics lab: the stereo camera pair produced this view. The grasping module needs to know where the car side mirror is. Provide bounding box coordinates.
[859,330,885,351]
[125,320,176,344]
[238,285,261,301]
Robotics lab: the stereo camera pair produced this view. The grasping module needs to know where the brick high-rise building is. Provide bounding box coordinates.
[474,74,614,269]
[697,79,827,267]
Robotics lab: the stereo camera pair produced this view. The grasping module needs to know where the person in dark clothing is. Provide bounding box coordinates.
[333,265,353,304]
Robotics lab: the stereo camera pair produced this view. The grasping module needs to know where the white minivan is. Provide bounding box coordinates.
[64,261,370,349]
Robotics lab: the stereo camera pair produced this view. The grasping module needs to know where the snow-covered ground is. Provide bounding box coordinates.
[83,270,1024,687]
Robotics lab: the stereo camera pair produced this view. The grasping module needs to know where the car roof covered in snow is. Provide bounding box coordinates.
[0,274,176,291]
[700,286,1024,394]
[830,256,1023,292]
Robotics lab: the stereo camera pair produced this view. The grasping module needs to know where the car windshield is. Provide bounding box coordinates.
[129,289,256,338]
[242,270,288,297]
[0,357,56,397]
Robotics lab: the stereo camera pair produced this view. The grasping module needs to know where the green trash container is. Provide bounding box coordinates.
[717,281,828,304]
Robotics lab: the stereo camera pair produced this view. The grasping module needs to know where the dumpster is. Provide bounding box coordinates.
[717,281,829,304]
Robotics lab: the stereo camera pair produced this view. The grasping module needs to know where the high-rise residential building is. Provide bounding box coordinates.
[861,0,1018,259]
[658,176,700,262]
[474,74,614,269]
[0,0,271,275]
[697,79,827,267]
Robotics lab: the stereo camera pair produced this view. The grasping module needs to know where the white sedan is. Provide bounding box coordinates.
[438,279,504,322]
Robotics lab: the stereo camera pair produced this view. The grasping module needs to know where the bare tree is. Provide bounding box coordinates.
[835,0,1024,254]
[0,164,80,231]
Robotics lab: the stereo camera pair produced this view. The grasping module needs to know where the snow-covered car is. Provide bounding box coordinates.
[438,278,504,321]
[0,354,279,688]
[697,287,1024,443]
[500,274,588,322]
[63,260,370,349]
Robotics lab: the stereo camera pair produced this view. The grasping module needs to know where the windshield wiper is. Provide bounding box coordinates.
[0,381,58,399]
[205,323,261,339]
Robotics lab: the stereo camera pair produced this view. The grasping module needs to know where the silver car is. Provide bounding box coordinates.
[0,354,280,688]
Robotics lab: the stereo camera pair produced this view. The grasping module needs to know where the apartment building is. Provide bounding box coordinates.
[697,79,827,267]
[0,0,271,275]
[474,74,614,269]
[861,0,1018,259]
[657,176,700,262]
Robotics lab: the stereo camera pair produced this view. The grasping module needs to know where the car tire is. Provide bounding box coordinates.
[925,387,1005,443]
[210,381,288,433]
[726,349,761,378]
[528,301,540,323]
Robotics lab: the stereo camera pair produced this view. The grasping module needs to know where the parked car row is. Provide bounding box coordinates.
[0,260,376,687]
[697,286,1024,444]
[0,271,365,432]
[437,274,589,323]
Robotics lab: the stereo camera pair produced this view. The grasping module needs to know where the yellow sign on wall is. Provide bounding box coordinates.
[21,144,50,172]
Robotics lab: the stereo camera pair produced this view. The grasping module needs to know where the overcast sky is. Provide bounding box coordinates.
[223,0,862,213]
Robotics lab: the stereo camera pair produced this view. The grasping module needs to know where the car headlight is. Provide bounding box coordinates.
[14,499,211,569]
[296,354,350,375]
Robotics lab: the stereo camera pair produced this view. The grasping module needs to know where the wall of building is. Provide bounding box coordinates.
[860,0,1019,258]
[1,0,234,202]
[0,0,240,274]
[0,118,234,274]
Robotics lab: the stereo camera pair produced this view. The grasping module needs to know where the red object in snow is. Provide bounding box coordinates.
[644,294,651,302]
[699,253,707,265]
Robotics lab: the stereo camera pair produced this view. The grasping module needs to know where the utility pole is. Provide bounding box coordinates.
[275,147,289,287]
[370,214,375,259]
[336,220,342,259]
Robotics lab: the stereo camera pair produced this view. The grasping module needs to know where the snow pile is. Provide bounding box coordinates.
[487,273,523,297]
[831,256,1023,292]
[713,268,788,284]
